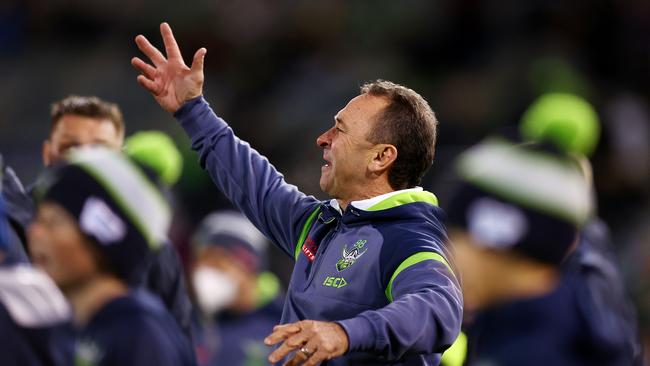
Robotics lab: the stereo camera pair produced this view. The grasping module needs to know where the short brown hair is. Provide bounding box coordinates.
[50,95,125,139]
[361,80,438,190]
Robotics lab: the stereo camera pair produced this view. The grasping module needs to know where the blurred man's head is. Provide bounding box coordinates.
[446,138,592,310]
[43,95,125,166]
[316,80,437,204]
[29,147,170,294]
[191,211,269,316]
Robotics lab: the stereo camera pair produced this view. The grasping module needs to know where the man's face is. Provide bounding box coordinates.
[27,202,98,293]
[43,114,122,166]
[316,94,389,200]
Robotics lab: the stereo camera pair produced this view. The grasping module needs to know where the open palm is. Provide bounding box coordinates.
[132,23,207,113]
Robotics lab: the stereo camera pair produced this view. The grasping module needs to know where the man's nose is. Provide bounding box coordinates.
[316,127,333,148]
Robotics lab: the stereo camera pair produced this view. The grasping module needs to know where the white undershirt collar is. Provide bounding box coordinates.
[329,187,423,214]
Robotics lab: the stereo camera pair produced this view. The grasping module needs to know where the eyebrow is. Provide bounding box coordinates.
[335,116,346,127]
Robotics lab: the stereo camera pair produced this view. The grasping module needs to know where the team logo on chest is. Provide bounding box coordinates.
[336,239,368,272]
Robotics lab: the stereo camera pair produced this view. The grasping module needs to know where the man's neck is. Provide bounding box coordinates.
[337,182,395,211]
[65,275,128,327]
[482,257,559,308]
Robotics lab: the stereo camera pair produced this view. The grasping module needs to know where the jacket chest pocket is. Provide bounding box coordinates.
[311,236,385,307]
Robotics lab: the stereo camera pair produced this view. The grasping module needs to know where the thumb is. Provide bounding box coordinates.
[190,47,207,73]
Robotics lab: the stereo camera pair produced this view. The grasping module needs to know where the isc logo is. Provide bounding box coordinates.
[323,276,348,288]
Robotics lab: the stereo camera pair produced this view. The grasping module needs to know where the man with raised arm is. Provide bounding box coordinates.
[132,23,462,366]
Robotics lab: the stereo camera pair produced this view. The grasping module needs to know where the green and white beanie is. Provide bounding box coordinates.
[36,146,171,284]
[447,138,593,264]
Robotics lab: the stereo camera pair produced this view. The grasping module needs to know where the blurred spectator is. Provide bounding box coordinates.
[35,96,196,341]
[27,146,195,366]
[125,130,184,187]
[190,211,283,366]
[0,153,32,263]
[123,129,196,341]
[521,92,643,363]
[0,178,73,366]
[446,137,637,365]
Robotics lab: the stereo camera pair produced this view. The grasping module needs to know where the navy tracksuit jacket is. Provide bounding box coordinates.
[176,96,463,365]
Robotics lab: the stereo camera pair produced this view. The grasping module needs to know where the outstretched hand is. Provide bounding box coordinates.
[132,22,206,114]
[264,320,349,366]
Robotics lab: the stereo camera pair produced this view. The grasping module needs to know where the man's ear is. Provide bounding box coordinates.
[42,140,52,166]
[368,144,397,175]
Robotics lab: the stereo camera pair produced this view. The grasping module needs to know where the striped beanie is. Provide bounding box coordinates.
[35,146,171,284]
[192,211,268,273]
[447,138,593,264]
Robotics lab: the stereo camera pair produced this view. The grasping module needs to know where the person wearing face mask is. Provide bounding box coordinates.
[191,211,283,366]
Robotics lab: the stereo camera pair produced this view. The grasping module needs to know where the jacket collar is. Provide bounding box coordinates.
[323,187,440,226]
[329,187,438,214]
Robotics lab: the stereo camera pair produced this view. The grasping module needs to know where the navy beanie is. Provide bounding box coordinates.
[35,146,171,284]
[192,211,268,273]
[446,138,593,265]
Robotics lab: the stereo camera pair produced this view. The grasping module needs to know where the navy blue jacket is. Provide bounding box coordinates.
[176,97,463,365]
[0,265,74,366]
[75,290,196,366]
[464,273,633,366]
[561,220,643,365]
[198,295,284,366]
[457,220,641,366]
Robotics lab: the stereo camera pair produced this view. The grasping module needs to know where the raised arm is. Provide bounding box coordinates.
[132,23,320,256]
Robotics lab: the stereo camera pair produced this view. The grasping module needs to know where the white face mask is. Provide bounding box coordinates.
[192,266,238,317]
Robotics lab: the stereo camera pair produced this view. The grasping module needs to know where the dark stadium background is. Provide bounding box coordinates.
[0,0,648,351]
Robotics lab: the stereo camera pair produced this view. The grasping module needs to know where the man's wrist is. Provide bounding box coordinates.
[173,95,204,118]
[336,315,376,352]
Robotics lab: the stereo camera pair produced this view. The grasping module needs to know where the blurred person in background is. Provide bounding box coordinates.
[132,23,461,365]
[446,136,637,365]
[520,93,642,364]
[4,95,196,342]
[191,211,283,366]
[42,95,124,166]
[27,146,195,366]
[0,179,73,366]
[123,130,196,339]
[0,153,31,264]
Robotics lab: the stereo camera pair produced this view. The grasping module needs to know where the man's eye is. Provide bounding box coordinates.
[59,143,80,153]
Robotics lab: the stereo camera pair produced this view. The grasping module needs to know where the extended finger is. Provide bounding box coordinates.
[190,47,207,73]
[136,75,159,95]
[285,340,321,366]
[302,349,329,366]
[160,22,183,61]
[283,350,308,366]
[273,323,301,333]
[131,57,157,80]
[135,35,166,67]
[265,323,301,345]
[268,332,311,364]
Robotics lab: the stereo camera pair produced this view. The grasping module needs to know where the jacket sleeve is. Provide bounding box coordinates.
[336,259,462,361]
[174,97,321,257]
